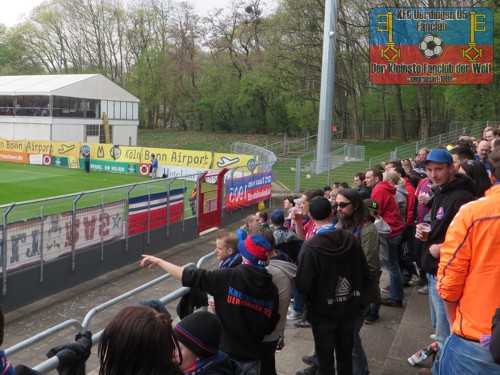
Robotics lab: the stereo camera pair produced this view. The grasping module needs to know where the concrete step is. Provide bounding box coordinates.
[381,284,434,374]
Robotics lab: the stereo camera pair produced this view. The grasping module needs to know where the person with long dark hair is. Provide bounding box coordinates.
[336,189,381,374]
[459,159,492,198]
[99,306,182,375]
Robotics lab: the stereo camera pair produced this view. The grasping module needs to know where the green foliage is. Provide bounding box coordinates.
[2,0,500,139]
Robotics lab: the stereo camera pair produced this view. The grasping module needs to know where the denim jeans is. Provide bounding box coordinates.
[385,235,403,300]
[352,310,369,375]
[234,359,261,375]
[367,301,380,318]
[427,273,450,375]
[439,333,500,374]
[292,280,306,315]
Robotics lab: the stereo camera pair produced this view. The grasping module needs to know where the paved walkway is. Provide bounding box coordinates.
[4,221,434,374]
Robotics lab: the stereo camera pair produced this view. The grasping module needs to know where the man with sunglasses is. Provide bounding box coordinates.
[336,189,381,374]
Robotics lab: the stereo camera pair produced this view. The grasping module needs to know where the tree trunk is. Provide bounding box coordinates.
[381,86,389,139]
[348,90,361,142]
[393,85,407,141]
[416,86,431,140]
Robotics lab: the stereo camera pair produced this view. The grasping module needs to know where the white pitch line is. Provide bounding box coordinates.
[0,171,63,184]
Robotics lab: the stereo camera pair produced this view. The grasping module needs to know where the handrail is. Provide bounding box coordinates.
[82,263,194,330]
[10,252,217,374]
[32,285,199,373]
[5,319,83,357]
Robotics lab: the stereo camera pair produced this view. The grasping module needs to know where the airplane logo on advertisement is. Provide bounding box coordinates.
[217,156,241,168]
[58,144,75,154]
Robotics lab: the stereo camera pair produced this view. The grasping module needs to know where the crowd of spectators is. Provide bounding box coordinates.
[2,125,500,375]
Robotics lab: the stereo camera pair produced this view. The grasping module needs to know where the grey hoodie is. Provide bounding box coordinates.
[263,259,297,342]
[395,184,408,224]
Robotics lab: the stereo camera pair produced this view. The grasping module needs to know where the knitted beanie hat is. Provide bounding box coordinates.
[174,311,221,359]
[237,234,271,267]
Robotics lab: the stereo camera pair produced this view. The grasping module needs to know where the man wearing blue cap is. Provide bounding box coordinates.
[414,148,475,375]
[141,233,279,375]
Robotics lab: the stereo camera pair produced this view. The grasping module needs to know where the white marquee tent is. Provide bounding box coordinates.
[0,74,140,146]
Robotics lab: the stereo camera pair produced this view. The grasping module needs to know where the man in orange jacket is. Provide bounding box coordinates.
[437,146,500,374]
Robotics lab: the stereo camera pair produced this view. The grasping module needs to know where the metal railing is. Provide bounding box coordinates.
[262,133,318,156]
[7,253,216,374]
[230,142,277,165]
[274,144,365,192]
[0,175,201,293]
[391,122,486,161]
[271,120,492,194]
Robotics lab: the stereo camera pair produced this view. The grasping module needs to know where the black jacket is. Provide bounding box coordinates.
[295,229,369,324]
[421,174,476,275]
[491,308,500,365]
[197,352,238,375]
[182,265,279,361]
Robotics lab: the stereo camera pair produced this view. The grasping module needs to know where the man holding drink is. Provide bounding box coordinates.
[415,148,475,375]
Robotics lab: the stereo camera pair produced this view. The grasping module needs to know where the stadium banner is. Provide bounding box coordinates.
[0,151,29,163]
[138,163,151,176]
[142,148,213,169]
[51,141,81,162]
[0,201,125,274]
[157,165,204,181]
[213,153,257,173]
[42,154,52,165]
[79,159,139,174]
[225,171,272,211]
[25,140,53,155]
[107,145,142,163]
[0,139,25,153]
[51,155,70,167]
[89,144,139,163]
[29,154,43,165]
[128,187,187,236]
[370,8,493,84]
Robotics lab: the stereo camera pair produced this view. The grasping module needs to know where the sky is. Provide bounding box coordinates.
[0,0,261,28]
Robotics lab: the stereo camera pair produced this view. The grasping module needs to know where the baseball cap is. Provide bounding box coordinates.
[270,209,285,225]
[425,149,453,165]
[363,198,379,213]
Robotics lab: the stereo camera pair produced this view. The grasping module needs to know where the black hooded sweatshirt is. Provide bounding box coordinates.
[182,265,279,362]
[421,174,476,275]
[295,229,369,325]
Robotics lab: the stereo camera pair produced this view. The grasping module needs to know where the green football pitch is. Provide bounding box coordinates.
[0,162,202,224]
[0,162,150,205]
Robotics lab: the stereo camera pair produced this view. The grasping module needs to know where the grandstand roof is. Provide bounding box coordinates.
[0,74,139,102]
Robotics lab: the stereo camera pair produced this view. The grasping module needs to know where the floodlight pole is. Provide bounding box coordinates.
[315,0,338,174]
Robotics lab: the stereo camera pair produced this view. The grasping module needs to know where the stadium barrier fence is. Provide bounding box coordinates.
[0,159,275,302]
